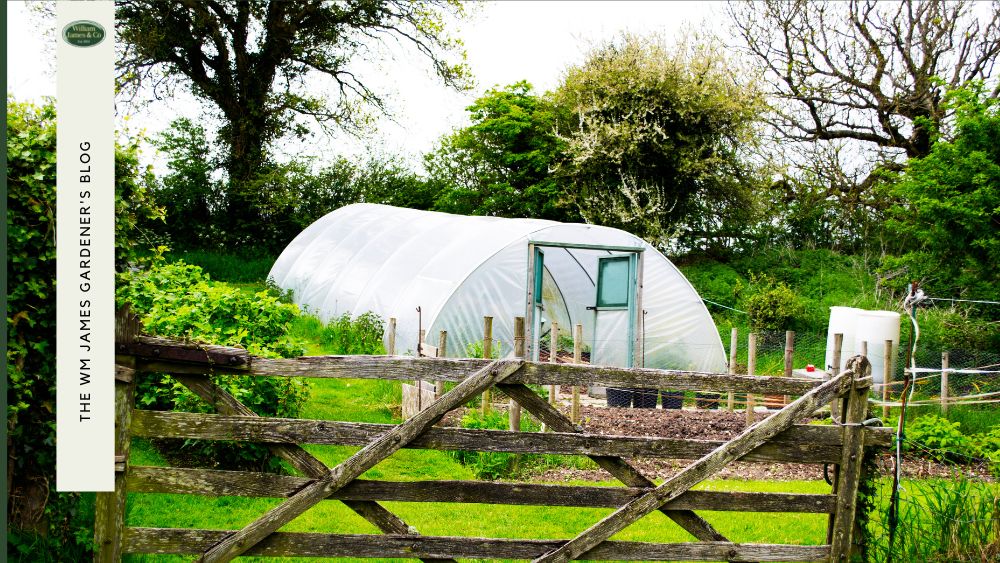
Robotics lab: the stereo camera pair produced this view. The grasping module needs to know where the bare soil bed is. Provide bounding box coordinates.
[446,403,990,482]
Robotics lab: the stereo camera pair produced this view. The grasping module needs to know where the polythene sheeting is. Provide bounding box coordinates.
[269,203,726,372]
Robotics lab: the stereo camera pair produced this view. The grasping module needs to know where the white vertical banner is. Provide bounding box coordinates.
[56,1,115,491]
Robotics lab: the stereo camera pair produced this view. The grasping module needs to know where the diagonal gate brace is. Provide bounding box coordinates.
[197,358,524,563]
[528,361,860,563]
[171,374,454,562]
[499,384,727,543]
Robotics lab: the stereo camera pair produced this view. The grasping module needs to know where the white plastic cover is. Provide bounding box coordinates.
[269,203,726,372]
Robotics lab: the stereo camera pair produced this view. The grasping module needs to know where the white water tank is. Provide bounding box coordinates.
[854,310,900,384]
[825,307,862,374]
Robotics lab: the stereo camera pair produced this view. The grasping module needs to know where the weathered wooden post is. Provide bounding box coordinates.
[829,357,873,561]
[782,330,795,406]
[882,339,893,420]
[941,351,950,414]
[572,323,583,424]
[387,317,397,355]
[549,321,559,405]
[435,330,448,399]
[727,327,737,411]
[784,331,795,377]
[481,316,493,415]
[830,333,843,422]
[510,317,525,431]
[95,306,141,562]
[746,332,757,426]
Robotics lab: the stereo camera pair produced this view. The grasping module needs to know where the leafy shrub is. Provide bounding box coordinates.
[321,312,386,355]
[449,409,538,479]
[736,274,803,330]
[116,260,309,471]
[6,98,163,560]
[465,339,504,359]
[906,415,973,462]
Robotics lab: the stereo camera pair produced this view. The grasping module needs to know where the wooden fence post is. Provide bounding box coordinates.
[435,331,448,399]
[941,351,950,414]
[784,331,795,377]
[746,332,757,427]
[829,360,873,561]
[510,317,525,431]
[572,323,583,424]
[481,316,493,415]
[882,339,893,420]
[727,327,737,411]
[95,306,141,562]
[831,333,843,422]
[387,317,396,355]
[549,321,559,404]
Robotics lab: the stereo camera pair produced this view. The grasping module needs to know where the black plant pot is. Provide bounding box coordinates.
[631,388,658,408]
[661,390,684,409]
[695,392,720,410]
[606,388,633,408]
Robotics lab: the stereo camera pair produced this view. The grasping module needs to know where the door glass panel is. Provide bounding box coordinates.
[597,256,630,308]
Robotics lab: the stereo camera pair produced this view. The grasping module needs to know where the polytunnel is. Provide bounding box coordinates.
[269,203,726,374]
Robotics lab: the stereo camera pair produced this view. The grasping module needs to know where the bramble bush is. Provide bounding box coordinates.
[116,260,310,471]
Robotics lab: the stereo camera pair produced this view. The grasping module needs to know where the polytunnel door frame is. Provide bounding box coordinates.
[525,241,644,368]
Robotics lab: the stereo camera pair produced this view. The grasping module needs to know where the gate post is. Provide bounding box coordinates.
[94,306,141,562]
[829,356,872,561]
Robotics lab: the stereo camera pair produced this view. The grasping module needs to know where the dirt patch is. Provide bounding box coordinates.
[444,403,990,482]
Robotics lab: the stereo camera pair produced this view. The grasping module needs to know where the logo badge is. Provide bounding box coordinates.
[62,20,106,48]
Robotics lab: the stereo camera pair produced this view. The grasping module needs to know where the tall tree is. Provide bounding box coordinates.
[730,0,1000,170]
[426,81,578,222]
[551,34,767,253]
[116,0,469,245]
[886,83,1000,298]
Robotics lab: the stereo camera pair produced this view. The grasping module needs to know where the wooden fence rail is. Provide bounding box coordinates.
[97,309,886,562]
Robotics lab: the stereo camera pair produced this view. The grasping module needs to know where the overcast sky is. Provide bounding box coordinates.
[7,1,724,170]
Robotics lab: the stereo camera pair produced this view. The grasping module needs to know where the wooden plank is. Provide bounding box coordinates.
[123,335,250,368]
[829,359,873,561]
[499,384,727,543]
[114,364,135,383]
[130,409,889,463]
[531,361,863,563]
[197,359,523,562]
[402,381,437,420]
[94,362,137,563]
[171,374,451,562]
[127,467,838,513]
[125,529,831,561]
[138,353,821,395]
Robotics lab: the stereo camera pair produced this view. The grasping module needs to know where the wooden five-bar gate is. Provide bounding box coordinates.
[96,309,890,562]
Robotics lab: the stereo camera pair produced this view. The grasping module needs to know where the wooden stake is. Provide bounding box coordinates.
[387,317,396,356]
[746,332,757,427]
[784,331,795,377]
[572,323,582,424]
[482,316,493,415]
[829,361,873,561]
[436,331,448,399]
[941,351,950,414]
[510,317,525,431]
[831,333,843,423]
[727,327,737,412]
[543,322,559,433]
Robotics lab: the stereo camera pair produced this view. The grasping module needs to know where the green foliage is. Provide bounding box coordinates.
[736,274,804,331]
[551,34,767,251]
[448,409,567,480]
[319,312,387,355]
[427,81,578,222]
[116,260,310,471]
[906,415,973,463]
[5,98,163,559]
[868,475,1000,561]
[464,339,504,359]
[886,82,1000,300]
[166,249,277,284]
